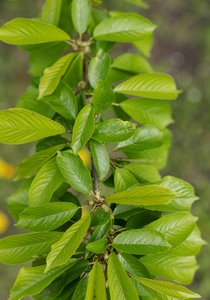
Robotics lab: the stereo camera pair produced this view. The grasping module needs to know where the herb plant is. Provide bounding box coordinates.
[0,0,205,299]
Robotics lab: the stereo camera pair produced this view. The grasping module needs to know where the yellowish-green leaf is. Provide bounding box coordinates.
[0,18,70,45]
[42,0,62,26]
[0,108,66,144]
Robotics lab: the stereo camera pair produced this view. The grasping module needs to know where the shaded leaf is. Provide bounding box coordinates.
[90,140,110,181]
[86,239,107,254]
[114,168,138,193]
[93,80,115,113]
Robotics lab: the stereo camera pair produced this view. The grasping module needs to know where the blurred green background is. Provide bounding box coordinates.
[0,0,209,299]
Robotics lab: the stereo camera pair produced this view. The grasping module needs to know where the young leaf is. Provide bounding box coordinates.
[0,232,62,264]
[112,53,152,74]
[17,90,55,118]
[145,212,197,246]
[6,178,33,220]
[108,252,139,300]
[113,229,171,254]
[46,215,91,272]
[29,157,64,207]
[86,239,107,254]
[88,49,111,88]
[38,53,74,99]
[118,125,163,153]
[71,104,95,154]
[92,80,115,113]
[16,144,66,180]
[85,261,107,300]
[129,276,201,299]
[72,0,91,35]
[140,253,198,285]
[9,260,77,300]
[0,108,66,144]
[114,73,181,100]
[41,81,78,120]
[106,185,178,206]
[90,140,110,181]
[124,164,161,183]
[56,151,93,194]
[42,0,62,26]
[114,168,138,193]
[93,13,156,43]
[17,202,78,232]
[120,98,173,129]
[92,119,136,143]
[0,18,70,45]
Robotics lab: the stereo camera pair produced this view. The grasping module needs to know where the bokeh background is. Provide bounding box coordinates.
[0,0,209,299]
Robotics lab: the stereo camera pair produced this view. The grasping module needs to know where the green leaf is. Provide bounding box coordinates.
[133,34,154,58]
[114,73,181,100]
[93,80,115,113]
[0,232,62,265]
[72,275,89,300]
[92,119,136,143]
[108,252,139,300]
[16,144,66,180]
[7,178,33,220]
[120,98,173,129]
[118,253,152,296]
[146,212,197,246]
[0,108,66,144]
[114,205,144,220]
[140,253,198,285]
[46,215,91,272]
[129,276,201,299]
[17,202,78,232]
[114,168,138,193]
[113,229,171,254]
[144,176,199,211]
[90,209,111,227]
[72,0,91,35]
[124,164,161,183]
[88,49,111,88]
[9,260,76,300]
[38,53,74,99]
[72,104,95,154]
[169,226,207,257]
[63,53,84,88]
[16,90,55,118]
[36,135,68,152]
[34,260,88,300]
[29,157,64,207]
[42,0,62,26]
[118,125,163,153]
[126,210,161,229]
[86,239,108,254]
[56,151,93,194]
[122,0,149,8]
[93,13,155,43]
[0,18,70,45]
[90,140,110,181]
[112,54,152,74]
[41,81,78,120]
[85,261,107,300]
[106,185,178,206]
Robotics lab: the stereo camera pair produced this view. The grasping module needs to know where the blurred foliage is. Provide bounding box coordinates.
[0,0,209,299]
